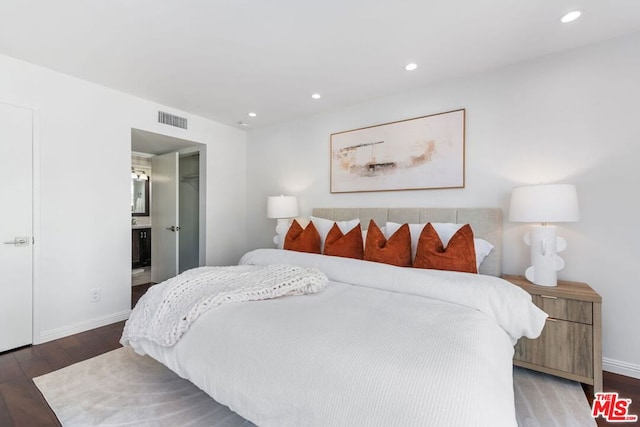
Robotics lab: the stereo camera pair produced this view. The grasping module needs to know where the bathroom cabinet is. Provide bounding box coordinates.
[132,228,151,268]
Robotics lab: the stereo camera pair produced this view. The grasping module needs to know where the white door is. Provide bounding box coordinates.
[151,152,179,283]
[0,103,33,352]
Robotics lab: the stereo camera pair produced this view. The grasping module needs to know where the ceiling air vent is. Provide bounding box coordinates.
[158,111,188,130]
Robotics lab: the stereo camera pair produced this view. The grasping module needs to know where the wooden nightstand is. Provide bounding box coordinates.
[503,275,602,394]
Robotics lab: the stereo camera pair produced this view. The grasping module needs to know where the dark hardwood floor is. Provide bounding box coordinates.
[584,373,640,427]
[0,283,155,426]
[131,282,155,307]
[0,320,126,426]
[0,281,638,426]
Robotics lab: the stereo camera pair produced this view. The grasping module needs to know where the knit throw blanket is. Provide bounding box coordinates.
[121,264,328,347]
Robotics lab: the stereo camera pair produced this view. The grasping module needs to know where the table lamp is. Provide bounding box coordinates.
[267,195,299,248]
[508,184,580,286]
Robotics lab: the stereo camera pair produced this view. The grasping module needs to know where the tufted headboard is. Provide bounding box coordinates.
[311,207,503,277]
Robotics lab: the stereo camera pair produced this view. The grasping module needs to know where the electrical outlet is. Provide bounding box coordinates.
[90,288,101,303]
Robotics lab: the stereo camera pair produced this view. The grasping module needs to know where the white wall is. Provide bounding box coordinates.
[246,32,640,377]
[0,53,247,343]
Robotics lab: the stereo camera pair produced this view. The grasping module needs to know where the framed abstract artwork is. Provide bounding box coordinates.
[330,109,465,193]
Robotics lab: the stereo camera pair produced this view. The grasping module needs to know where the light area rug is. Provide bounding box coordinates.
[513,367,596,427]
[34,347,255,427]
[34,347,595,427]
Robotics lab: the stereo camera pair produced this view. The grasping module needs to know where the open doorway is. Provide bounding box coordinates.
[179,152,200,273]
[130,128,206,288]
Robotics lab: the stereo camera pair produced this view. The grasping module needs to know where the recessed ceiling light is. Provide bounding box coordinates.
[311,93,321,99]
[404,63,418,71]
[248,112,257,117]
[238,121,249,127]
[560,10,581,23]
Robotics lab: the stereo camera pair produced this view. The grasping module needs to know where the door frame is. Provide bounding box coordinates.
[130,129,207,277]
[31,106,41,346]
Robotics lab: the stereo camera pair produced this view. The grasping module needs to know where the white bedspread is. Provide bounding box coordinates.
[126,249,547,427]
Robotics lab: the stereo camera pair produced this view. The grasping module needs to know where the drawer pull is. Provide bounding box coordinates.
[546,318,558,322]
[541,295,558,300]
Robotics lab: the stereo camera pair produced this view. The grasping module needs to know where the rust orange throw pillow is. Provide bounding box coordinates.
[364,220,412,267]
[324,223,364,260]
[414,223,477,273]
[283,220,321,254]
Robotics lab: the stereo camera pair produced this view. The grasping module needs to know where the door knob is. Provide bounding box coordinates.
[3,237,30,246]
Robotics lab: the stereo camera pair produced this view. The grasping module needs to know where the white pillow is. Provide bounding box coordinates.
[473,238,494,269]
[385,222,494,270]
[292,217,311,228]
[310,216,360,253]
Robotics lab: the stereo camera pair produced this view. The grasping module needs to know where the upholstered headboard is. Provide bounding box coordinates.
[311,207,503,277]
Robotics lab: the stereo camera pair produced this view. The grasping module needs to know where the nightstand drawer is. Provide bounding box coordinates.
[532,295,592,324]
[515,318,593,379]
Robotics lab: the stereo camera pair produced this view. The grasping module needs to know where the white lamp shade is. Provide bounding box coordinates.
[509,184,579,223]
[267,195,299,219]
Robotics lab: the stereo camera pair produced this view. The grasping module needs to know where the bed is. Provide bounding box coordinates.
[122,208,547,427]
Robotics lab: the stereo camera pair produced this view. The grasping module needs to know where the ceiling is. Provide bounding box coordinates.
[1,1,640,129]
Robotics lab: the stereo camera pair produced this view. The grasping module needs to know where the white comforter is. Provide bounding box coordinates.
[126,249,547,427]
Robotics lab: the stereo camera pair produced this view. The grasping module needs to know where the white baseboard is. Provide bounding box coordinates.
[603,357,640,380]
[35,309,131,344]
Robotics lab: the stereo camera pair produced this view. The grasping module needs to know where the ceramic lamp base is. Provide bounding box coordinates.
[523,225,567,287]
[273,218,290,249]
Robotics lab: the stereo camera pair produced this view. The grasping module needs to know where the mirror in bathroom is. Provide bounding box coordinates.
[131,176,150,216]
